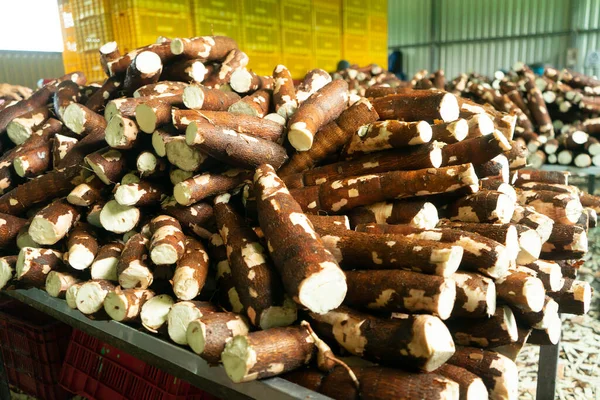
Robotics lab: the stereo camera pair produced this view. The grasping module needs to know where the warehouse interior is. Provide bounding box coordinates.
[0,1,599,400]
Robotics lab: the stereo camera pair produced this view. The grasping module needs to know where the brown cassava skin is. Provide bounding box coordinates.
[52,134,78,168]
[287,80,349,151]
[447,347,517,400]
[172,236,209,301]
[230,68,262,94]
[13,142,51,177]
[577,207,590,231]
[344,269,455,318]
[282,145,445,189]
[278,98,379,176]
[57,117,108,170]
[202,49,249,88]
[149,215,185,265]
[342,120,432,157]
[117,233,152,289]
[511,296,557,329]
[364,85,412,98]
[504,140,528,170]
[17,247,63,287]
[0,164,84,216]
[547,278,591,315]
[356,224,509,279]
[189,312,248,364]
[372,90,458,122]
[105,97,146,120]
[214,196,290,328]
[67,174,106,206]
[115,180,166,207]
[53,80,81,122]
[305,215,350,236]
[527,324,561,346]
[29,199,81,245]
[186,120,288,170]
[207,232,243,313]
[435,364,489,400]
[517,190,582,225]
[161,198,214,239]
[161,59,207,83]
[446,191,515,224]
[491,324,532,361]
[555,260,581,279]
[445,306,517,348]
[511,205,554,243]
[123,52,163,95]
[224,326,316,382]
[495,271,545,313]
[474,155,509,181]
[451,272,496,318]
[523,74,554,136]
[104,288,155,322]
[309,306,454,371]
[513,169,569,186]
[85,148,127,185]
[228,89,271,118]
[172,109,283,142]
[517,182,579,195]
[437,221,516,248]
[272,64,297,118]
[134,81,188,99]
[430,119,468,143]
[440,131,512,167]
[295,69,332,104]
[0,212,27,247]
[254,164,346,314]
[64,103,107,137]
[183,85,241,110]
[171,36,238,61]
[291,164,478,214]
[174,169,252,206]
[540,223,587,260]
[85,76,122,112]
[580,192,600,213]
[66,223,99,269]
[320,230,461,276]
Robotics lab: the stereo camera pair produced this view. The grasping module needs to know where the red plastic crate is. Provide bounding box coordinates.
[0,300,73,400]
[60,330,219,400]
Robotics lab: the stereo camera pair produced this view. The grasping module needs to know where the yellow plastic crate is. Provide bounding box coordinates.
[194,17,242,44]
[369,14,387,35]
[315,31,341,56]
[243,24,281,53]
[371,0,387,15]
[313,4,341,32]
[242,0,280,25]
[71,0,110,21]
[80,50,105,82]
[281,2,312,30]
[371,54,388,69]
[343,34,368,55]
[282,28,313,55]
[112,8,192,53]
[343,0,365,12]
[245,51,281,76]
[315,55,340,74]
[343,10,368,34]
[369,34,388,55]
[75,14,113,52]
[283,54,314,79]
[111,0,190,13]
[192,0,239,21]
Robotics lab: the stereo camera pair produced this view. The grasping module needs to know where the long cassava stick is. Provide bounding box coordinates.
[451,272,497,318]
[445,306,519,348]
[187,311,249,364]
[309,306,455,371]
[254,164,347,314]
[172,236,209,301]
[214,194,297,329]
[372,90,459,122]
[347,199,439,229]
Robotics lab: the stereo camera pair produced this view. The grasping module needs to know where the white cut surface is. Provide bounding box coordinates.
[100,200,140,234]
[221,335,257,383]
[0,258,14,290]
[91,256,119,281]
[167,302,203,345]
[76,282,108,314]
[140,294,174,332]
[103,292,128,321]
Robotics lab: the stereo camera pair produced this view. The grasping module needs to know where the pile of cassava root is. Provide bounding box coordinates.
[0,35,598,400]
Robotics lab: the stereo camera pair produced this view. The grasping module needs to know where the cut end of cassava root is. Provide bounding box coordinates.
[221,335,255,383]
[412,314,456,371]
[63,103,87,134]
[99,200,140,234]
[140,294,174,332]
[297,261,348,315]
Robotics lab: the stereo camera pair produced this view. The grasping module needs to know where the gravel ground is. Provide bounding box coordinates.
[517,228,600,400]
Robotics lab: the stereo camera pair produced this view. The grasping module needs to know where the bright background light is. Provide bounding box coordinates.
[0,1,64,52]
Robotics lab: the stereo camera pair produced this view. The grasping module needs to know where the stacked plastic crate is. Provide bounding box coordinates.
[342,0,370,66]
[368,0,388,67]
[281,0,315,79]
[57,0,79,75]
[313,0,342,75]
[241,0,282,77]
[191,0,243,48]
[111,0,192,54]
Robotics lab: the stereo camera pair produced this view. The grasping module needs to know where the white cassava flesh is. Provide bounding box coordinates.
[140,294,174,332]
[63,103,87,134]
[75,281,110,314]
[221,335,256,383]
[90,256,119,281]
[66,283,83,309]
[167,302,204,345]
[99,200,140,234]
[45,271,79,298]
[0,258,14,290]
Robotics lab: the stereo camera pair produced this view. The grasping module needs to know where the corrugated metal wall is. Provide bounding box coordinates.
[389,0,600,79]
[0,51,65,89]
